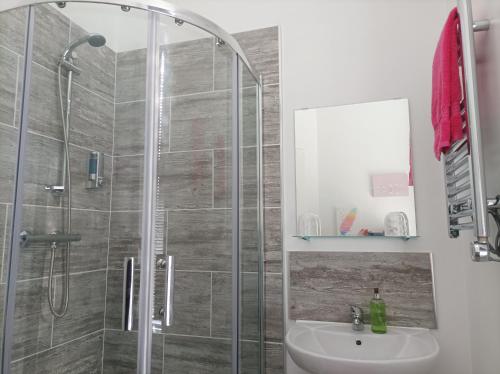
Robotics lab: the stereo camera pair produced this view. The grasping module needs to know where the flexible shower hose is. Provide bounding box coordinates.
[48,64,72,318]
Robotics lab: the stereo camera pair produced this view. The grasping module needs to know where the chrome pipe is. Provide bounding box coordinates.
[457,0,491,258]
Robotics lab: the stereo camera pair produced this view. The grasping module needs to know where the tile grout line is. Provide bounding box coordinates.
[112,145,260,158]
[11,329,105,364]
[0,121,17,130]
[25,129,113,157]
[20,203,110,213]
[0,44,22,59]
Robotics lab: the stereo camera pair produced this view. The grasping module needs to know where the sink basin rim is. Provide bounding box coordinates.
[286,321,440,366]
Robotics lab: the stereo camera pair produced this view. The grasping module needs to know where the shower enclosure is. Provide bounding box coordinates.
[0,1,263,373]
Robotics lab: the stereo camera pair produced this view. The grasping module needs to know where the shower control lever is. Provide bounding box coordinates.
[44,185,65,194]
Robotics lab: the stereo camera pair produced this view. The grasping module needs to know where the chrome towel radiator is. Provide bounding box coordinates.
[445,0,499,261]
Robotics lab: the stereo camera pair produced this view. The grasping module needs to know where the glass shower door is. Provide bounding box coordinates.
[0,6,29,372]
[148,14,240,373]
[2,3,149,372]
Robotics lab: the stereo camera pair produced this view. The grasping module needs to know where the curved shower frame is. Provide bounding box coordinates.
[0,1,264,374]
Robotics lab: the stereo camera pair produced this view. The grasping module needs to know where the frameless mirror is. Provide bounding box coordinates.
[294,98,417,239]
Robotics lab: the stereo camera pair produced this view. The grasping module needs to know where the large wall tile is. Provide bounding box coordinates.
[161,38,214,96]
[170,91,231,152]
[211,272,259,341]
[68,209,109,273]
[167,209,231,271]
[11,331,103,374]
[264,208,282,273]
[70,83,114,154]
[289,252,437,328]
[27,62,63,140]
[11,278,52,360]
[213,42,260,90]
[32,5,69,72]
[71,23,116,102]
[0,124,18,204]
[241,87,258,147]
[52,270,106,345]
[263,145,281,207]
[23,133,63,207]
[0,7,28,55]
[158,151,213,210]
[108,211,142,270]
[265,273,283,342]
[241,340,260,374]
[265,342,284,374]
[241,208,259,273]
[234,27,280,86]
[213,147,258,209]
[111,155,143,211]
[0,47,18,126]
[263,84,280,145]
[114,101,146,156]
[164,335,231,374]
[116,48,146,103]
[165,271,211,336]
[213,149,232,209]
[212,42,233,91]
[114,99,169,156]
[103,330,162,374]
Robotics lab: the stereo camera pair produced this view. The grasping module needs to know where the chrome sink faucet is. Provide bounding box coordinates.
[350,305,364,331]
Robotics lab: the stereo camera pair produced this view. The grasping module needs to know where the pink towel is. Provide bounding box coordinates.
[432,7,465,160]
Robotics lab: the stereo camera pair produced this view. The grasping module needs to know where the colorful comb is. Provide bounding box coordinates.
[340,208,357,235]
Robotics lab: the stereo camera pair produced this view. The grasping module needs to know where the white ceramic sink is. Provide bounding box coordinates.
[286,322,439,374]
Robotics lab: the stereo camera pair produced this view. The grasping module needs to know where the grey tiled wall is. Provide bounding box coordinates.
[0,4,283,373]
[289,251,436,328]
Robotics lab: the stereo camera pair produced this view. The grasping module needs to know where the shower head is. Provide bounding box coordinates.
[61,33,107,62]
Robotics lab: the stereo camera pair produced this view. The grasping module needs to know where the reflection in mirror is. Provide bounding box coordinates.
[294,99,417,238]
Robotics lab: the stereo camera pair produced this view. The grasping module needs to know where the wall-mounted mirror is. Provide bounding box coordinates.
[294,98,417,239]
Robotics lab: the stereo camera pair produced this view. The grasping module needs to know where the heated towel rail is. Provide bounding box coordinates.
[445,0,499,261]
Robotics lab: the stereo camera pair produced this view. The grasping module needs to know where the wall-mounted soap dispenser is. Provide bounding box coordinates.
[87,151,104,189]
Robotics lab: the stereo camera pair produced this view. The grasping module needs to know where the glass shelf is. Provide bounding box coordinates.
[293,235,419,241]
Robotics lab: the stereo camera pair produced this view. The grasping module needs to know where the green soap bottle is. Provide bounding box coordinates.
[370,288,387,334]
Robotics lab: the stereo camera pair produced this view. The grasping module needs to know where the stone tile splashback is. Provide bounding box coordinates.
[289,251,437,328]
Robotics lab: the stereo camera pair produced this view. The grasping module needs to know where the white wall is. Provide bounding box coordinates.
[63,1,483,373]
[157,1,474,373]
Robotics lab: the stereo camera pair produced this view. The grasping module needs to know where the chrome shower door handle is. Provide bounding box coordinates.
[122,257,134,331]
[163,255,175,327]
